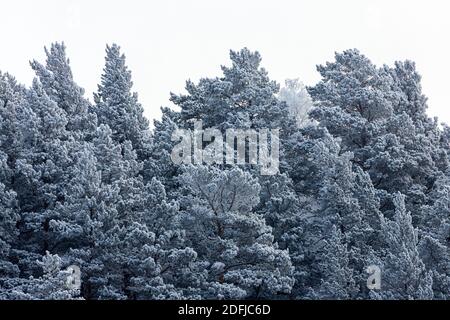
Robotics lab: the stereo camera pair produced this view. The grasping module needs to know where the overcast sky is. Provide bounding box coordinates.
[1,0,449,125]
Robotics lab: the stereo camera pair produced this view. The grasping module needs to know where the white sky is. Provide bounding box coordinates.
[1,0,449,125]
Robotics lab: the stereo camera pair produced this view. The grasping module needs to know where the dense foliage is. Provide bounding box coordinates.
[0,44,448,299]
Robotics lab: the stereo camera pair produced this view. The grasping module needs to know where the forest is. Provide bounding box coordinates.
[0,43,449,300]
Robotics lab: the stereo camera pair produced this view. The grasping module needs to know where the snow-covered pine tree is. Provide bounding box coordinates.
[167,48,301,230]
[308,226,356,300]
[1,43,448,301]
[418,174,450,299]
[91,46,199,298]
[374,193,434,300]
[150,49,301,298]
[86,125,197,300]
[308,50,448,224]
[279,79,314,128]
[308,50,450,299]
[152,48,390,299]
[31,43,97,139]
[179,165,294,299]
[143,107,181,189]
[0,252,80,300]
[293,148,383,299]
[0,179,20,292]
[12,79,77,278]
[0,73,47,278]
[94,44,151,163]
[124,177,199,299]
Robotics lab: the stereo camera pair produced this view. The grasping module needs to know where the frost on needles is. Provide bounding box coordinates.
[0,44,449,300]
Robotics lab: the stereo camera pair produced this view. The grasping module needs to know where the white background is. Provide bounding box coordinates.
[1,0,449,125]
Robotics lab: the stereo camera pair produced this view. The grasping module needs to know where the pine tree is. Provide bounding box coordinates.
[143,107,181,189]
[418,174,450,299]
[281,123,385,298]
[167,48,300,228]
[0,179,20,288]
[309,49,449,228]
[157,49,301,298]
[375,193,434,300]
[179,166,294,299]
[1,43,449,300]
[0,72,46,278]
[124,178,198,299]
[12,79,75,278]
[170,48,293,132]
[0,252,80,300]
[296,150,383,299]
[309,226,356,300]
[94,44,151,162]
[279,79,314,128]
[31,43,97,138]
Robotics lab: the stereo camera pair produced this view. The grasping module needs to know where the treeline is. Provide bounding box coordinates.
[0,43,449,299]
